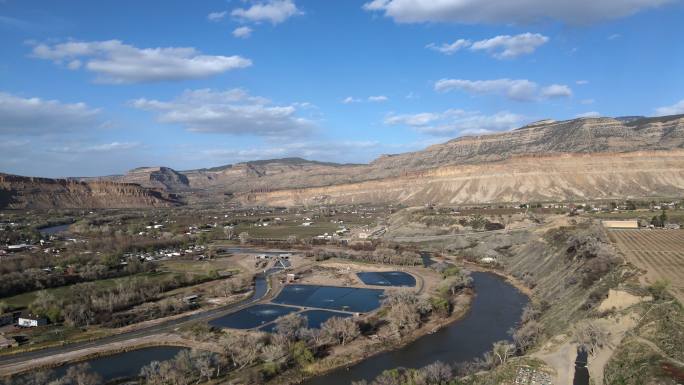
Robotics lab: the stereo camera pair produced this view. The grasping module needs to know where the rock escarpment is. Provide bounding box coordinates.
[238,151,684,206]
[0,174,182,209]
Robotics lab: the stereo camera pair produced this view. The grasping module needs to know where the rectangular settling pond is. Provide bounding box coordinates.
[259,309,352,332]
[356,271,416,287]
[209,304,299,329]
[272,284,384,313]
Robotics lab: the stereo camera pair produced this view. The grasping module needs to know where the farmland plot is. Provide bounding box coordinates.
[609,229,684,303]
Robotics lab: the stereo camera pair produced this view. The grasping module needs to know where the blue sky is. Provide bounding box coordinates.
[1,0,683,177]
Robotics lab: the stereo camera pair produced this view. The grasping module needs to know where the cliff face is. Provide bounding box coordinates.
[238,151,684,206]
[104,115,684,196]
[365,115,684,176]
[0,174,182,209]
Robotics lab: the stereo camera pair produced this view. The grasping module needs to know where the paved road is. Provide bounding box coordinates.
[0,274,272,369]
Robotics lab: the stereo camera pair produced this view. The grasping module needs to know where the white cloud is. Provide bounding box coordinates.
[232,26,253,38]
[0,92,100,135]
[540,84,573,98]
[342,95,388,104]
[31,40,252,83]
[131,88,314,137]
[426,39,471,55]
[608,33,622,40]
[342,96,361,104]
[469,33,548,59]
[384,109,525,136]
[207,11,227,22]
[200,140,380,164]
[580,98,595,105]
[232,0,301,24]
[434,78,572,101]
[385,112,440,126]
[50,142,141,153]
[362,0,672,24]
[655,99,684,116]
[576,111,601,118]
[576,80,590,85]
[368,95,389,102]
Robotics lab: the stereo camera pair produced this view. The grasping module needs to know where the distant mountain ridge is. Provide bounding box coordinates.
[4,114,684,208]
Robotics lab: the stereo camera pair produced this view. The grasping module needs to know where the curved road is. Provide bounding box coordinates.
[0,273,272,370]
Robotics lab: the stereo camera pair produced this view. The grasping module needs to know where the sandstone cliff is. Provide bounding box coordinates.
[0,174,182,209]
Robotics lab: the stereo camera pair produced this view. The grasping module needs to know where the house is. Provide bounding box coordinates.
[602,220,639,229]
[18,315,47,327]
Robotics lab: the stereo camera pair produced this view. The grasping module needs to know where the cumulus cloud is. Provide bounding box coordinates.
[428,33,548,59]
[426,39,471,55]
[233,26,253,38]
[384,108,525,136]
[434,78,572,101]
[207,11,227,22]
[131,88,314,137]
[362,0,672,24]
[0,91,100,135]
[540,84,573,98]
[470,33,548,59]
[655,99,684,116]
[231,0,301,24]
[31,40,252,83]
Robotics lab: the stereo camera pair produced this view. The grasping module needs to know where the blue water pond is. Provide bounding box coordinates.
[272,284,384,313]
[357,271,416,287]
[209,304,299,329]
[259,309,353,332]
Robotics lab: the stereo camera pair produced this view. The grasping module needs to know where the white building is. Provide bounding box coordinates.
[18,316,47,327]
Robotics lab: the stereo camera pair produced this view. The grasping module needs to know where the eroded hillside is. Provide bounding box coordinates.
[0,174,182,209]
[239,151,684,206]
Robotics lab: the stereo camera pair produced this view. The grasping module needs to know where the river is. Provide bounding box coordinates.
[302,272,528,385]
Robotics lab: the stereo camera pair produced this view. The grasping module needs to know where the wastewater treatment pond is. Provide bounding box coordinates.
[210,284,384,330]
[356,271,416,287]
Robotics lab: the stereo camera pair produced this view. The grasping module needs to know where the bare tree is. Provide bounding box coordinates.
[320,317,360,346]
[422,361,452,384]
[491,341,516,366]
[220,332,264,369]
[512,320,543,353]
[274,313,307,340]
[62,363,102,385]
[386,301,421,337]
